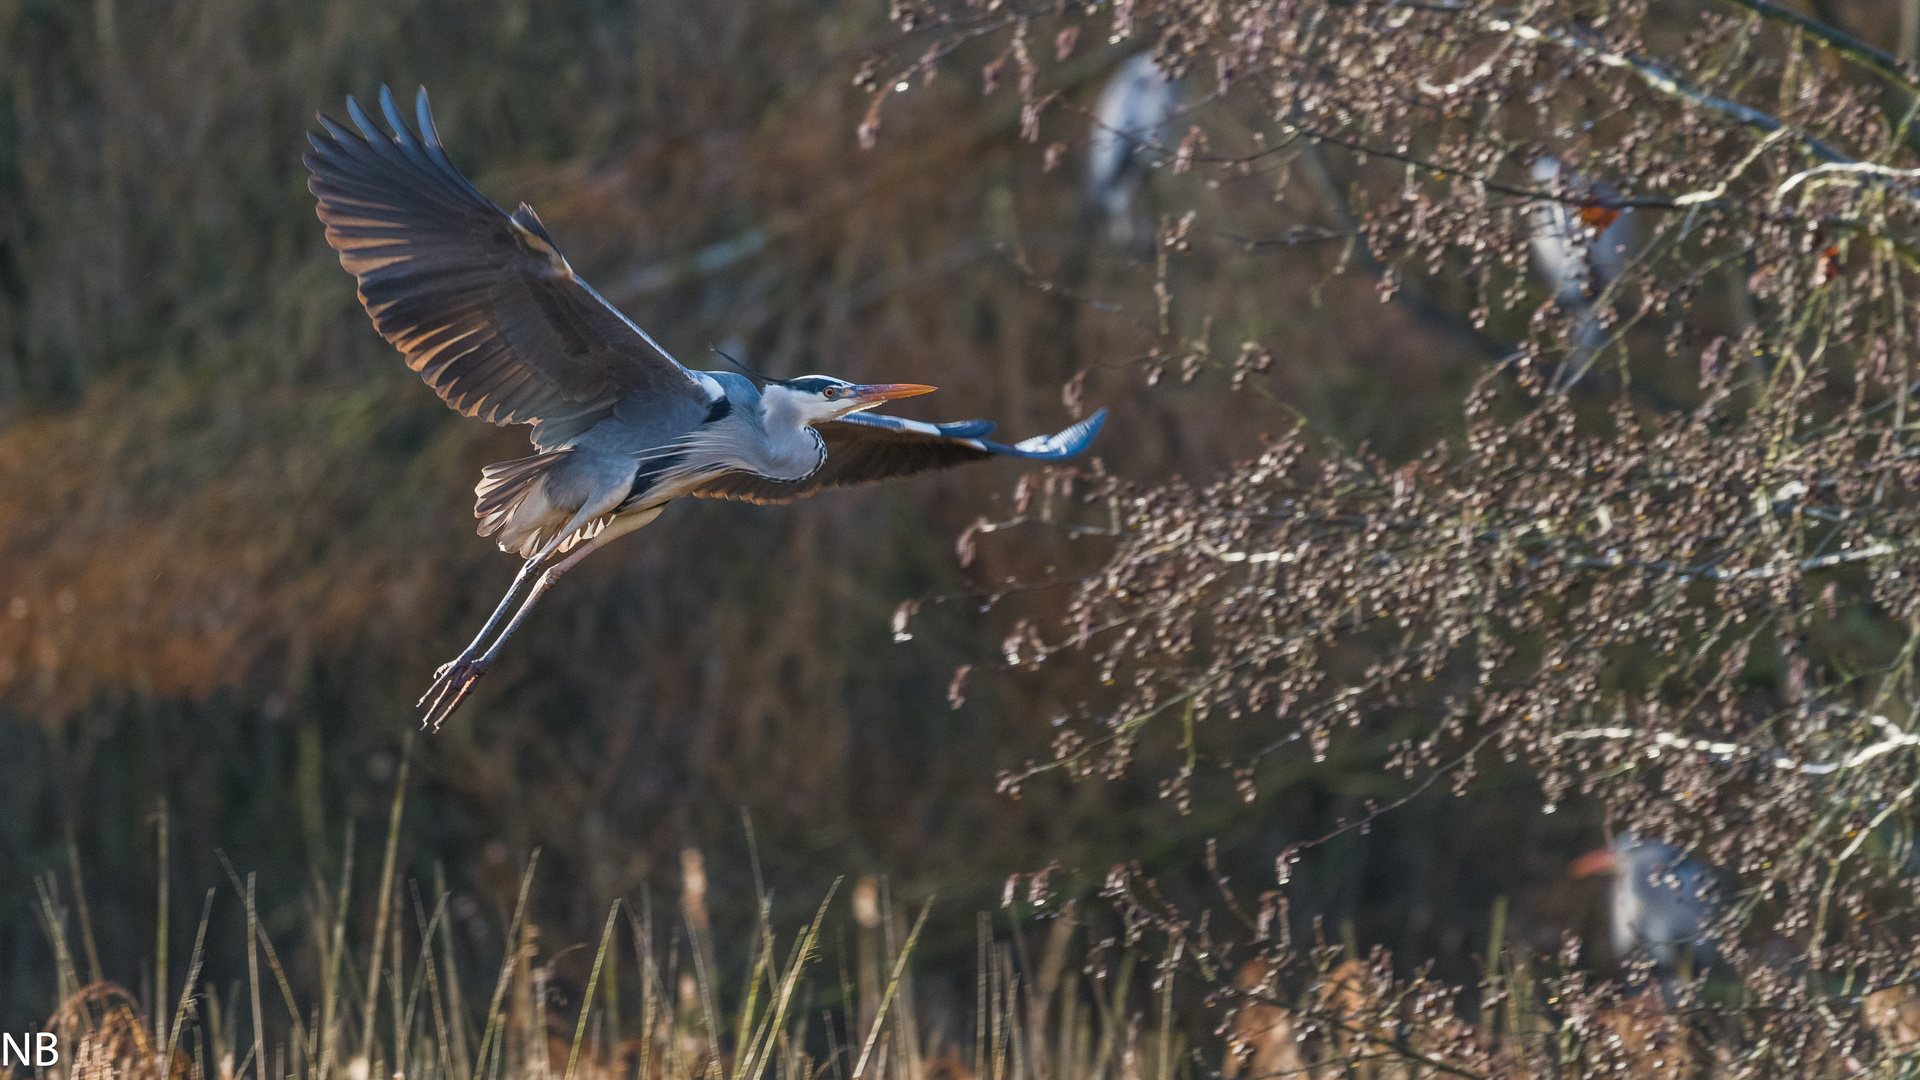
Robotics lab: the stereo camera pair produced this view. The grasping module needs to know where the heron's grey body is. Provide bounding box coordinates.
[306,86,1107,727]
[476,372,825,557]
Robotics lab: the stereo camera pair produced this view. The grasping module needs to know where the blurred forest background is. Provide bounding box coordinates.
[12,0,1920,1073]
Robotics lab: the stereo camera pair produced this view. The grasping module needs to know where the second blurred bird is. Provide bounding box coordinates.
[1086,53,1182,250]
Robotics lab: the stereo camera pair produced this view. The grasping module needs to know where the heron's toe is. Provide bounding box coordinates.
[419,659,491,728]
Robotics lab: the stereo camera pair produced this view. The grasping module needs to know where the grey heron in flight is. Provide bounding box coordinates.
[306,87,1107,729]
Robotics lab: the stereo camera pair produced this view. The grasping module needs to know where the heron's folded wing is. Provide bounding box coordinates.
[692,408,1107,505]
[306,86,716,448]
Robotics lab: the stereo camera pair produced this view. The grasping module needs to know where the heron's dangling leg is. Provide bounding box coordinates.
[418,505,662,730]
[419,536,606,730]
[419,552,550,701]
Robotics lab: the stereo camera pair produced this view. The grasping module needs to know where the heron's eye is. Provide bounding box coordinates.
[823,388,839,400]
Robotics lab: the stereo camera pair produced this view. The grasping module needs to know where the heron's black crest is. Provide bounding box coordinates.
[711,347,790,388]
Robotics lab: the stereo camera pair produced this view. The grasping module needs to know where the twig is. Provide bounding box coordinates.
[1211,535,1913,581]
[1555,708,1920,775]
[1716,0,1920,93]
[1778,160,1920,198]
[1478,14,1852,165]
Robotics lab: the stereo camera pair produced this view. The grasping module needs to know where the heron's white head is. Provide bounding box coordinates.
[762,376,936,426]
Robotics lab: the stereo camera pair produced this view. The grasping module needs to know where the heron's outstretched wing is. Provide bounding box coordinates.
[694,408,1107,505]
[306,86,717,448]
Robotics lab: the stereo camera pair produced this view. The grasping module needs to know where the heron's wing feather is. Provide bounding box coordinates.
[837,413,999,440]
[692,409,1106,505]
[305,86,715,448]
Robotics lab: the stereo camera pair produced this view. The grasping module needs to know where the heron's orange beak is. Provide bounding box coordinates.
[851,383,937,403]
[1569,849,1619,879]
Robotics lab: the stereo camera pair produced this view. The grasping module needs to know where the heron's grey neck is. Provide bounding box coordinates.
[661,376,824,485]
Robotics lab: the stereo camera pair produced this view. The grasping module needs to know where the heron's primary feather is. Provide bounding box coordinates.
[305,86,719,450]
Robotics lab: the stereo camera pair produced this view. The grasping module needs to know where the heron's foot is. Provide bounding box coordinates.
[417,655,479,707]
[419,658,490,731]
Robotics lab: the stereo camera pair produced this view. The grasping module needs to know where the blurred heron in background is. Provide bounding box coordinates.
[1572,831,1719,995]
[1086,53,1182,248]
[1528,158,1633,388]
[306,87,1107,728]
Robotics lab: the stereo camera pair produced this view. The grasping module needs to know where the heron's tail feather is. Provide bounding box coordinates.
[475,448,575,554]
[560,514,611,553]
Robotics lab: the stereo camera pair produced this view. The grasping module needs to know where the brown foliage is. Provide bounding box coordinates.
[1585,996,1700,1080]
[1223,957,1304,1080]
[1863,982,1920,1055]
